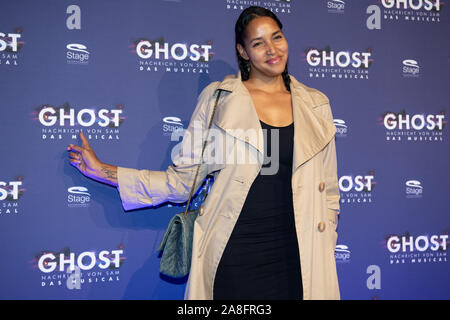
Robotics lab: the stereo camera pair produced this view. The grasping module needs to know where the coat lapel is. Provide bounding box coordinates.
[212,73,336,172]
[213,73,264,157]
[289,76,337,172]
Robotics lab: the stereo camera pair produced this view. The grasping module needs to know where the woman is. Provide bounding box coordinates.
[67,6,340,300]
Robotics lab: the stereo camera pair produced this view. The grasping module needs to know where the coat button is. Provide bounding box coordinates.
[318,182,325,192]
[244,137,249,142]
[318,221,326,232]
[199,205,204,216]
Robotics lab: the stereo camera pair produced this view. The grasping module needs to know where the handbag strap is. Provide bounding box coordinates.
[183,89,223,215]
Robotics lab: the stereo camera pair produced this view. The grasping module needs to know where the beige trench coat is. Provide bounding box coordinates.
[117,72,340,300]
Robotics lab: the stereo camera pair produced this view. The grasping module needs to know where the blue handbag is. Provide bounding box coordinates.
[158,89,223,278]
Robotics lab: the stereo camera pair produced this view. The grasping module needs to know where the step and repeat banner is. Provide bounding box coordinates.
[1,0,449,300]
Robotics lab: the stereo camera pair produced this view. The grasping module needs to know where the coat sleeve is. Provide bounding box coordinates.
[116,82,220,211]
[321,103,341,217]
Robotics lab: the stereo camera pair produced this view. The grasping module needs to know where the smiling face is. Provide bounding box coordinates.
[237,16,289,80]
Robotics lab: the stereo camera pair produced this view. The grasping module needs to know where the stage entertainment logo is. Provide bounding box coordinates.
[31,102,125,142]
[339,171,376,205]
[31,246,125,289]
[380,109,446,142]
[335,244,351,263]
[405,180,423,198]
[225,0,292,14]
[0,28,24,66]
[385,232,448,264]
[162,116,184,137]
[366,0,442,30]
[334,119,348,138]
[303,46,373,80]
[132,37,213,74]
[66,43,89,65]
[327,0,345,14]
[67,186,91,208]
[0,176,25,215]
[402,59,420,77]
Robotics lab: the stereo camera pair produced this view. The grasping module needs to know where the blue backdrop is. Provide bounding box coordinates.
[0,0,449,300]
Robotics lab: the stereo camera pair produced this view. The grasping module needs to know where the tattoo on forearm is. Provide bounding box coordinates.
[101,166,117,181]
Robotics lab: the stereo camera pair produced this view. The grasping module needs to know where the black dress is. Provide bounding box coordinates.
[213,119,303,300]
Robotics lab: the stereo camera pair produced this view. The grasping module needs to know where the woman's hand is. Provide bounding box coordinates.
[67,131,118,187]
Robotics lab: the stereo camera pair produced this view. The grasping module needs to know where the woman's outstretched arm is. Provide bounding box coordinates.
[66,82,222,211]
[67,131,118,187]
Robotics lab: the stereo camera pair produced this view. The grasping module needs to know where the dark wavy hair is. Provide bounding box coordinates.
[235,6,291,91]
